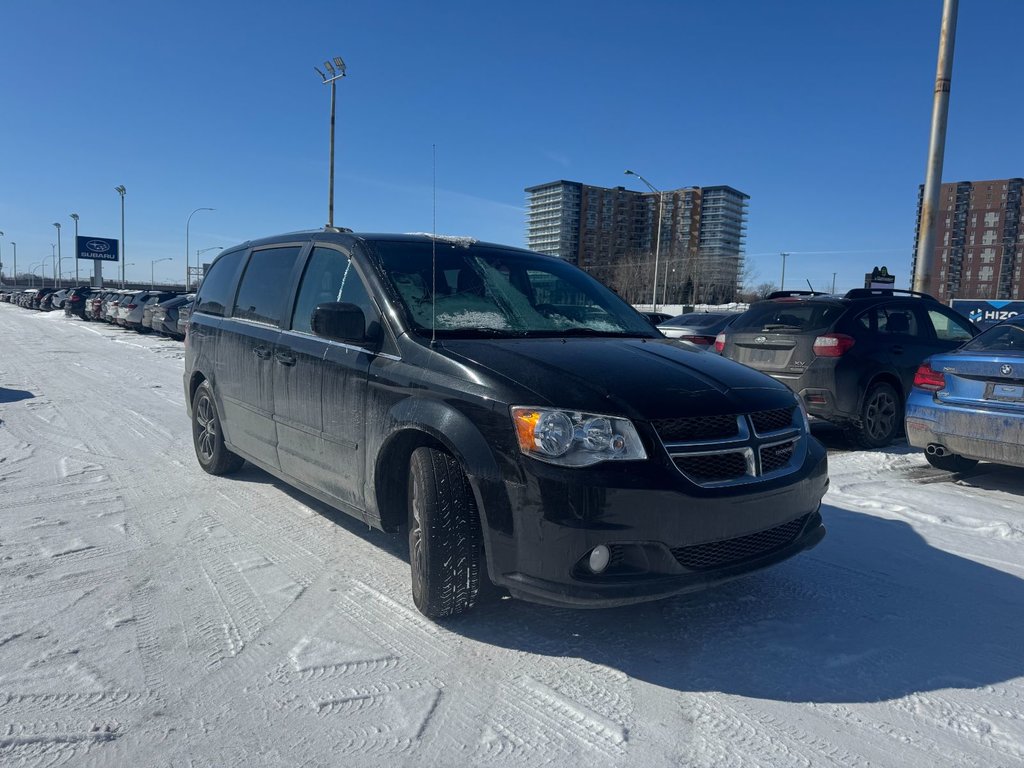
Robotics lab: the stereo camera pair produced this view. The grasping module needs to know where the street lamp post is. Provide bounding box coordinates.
[52,222,62,289]
[151,257,172,290]
[314,56,346,228]
[780,252,789,291]
[624,169,665,309]
[10,242,15,287]
[50,244,56,288]
[70,213,79,284]
[195,246,223,289]
[115,185,126,288]
[0,230,4,285]
[185,207,215,289]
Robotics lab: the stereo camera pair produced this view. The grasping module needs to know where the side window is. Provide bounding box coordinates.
[874,305,918,337]
[196,249,245,317]
[927,308,975,342]
[291,246,379,336]
[232,246,303,326]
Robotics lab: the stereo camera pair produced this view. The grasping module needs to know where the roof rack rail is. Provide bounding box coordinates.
[765,290,829,299]
[843,288,938,301]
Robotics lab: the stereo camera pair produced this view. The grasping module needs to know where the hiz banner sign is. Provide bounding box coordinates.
[951,299,1024,329]
[77,236,119,262]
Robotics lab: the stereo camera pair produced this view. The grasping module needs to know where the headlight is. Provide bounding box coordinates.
[510,407,647,466]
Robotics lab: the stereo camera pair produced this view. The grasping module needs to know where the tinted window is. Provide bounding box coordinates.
[731,301,844,333]
[196,249,245,317]
[232,246,303,326]
[292,246,379,335]
[866,305,918,337]
[927,308,975,342]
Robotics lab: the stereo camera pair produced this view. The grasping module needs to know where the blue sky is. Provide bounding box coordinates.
[2,0,1022,294]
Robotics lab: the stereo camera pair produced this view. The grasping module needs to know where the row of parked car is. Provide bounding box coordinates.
[1,286,194,339]
[658,290,1024,475]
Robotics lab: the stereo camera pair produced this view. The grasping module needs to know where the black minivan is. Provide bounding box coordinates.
[184,229,828,618]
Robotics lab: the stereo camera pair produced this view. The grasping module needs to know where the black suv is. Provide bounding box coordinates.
[184,230,828,618]
[717,289,978,447]
[63,286,94,319]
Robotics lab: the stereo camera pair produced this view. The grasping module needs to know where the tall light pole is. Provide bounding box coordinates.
[50,244,56,288]
[314,56,346,228]
[624,169,665,308]
[151,257,172,289]
[115,185,126,289]
[186,207,214,289]
[52,222,62,289]
[10,242,15,287]
[0,230,4,285]
[780,252,788,291]
[70,213,79,284]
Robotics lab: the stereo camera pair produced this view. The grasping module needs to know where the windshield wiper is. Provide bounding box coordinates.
[762,323,803,331]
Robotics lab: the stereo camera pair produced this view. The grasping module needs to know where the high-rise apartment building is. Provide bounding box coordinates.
[525,180,748,305]
[912,178,1024,301]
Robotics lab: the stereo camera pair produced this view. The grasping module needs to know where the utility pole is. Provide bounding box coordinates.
[832,272,837,294]
[913,0,959,294]
[780,252,788,291]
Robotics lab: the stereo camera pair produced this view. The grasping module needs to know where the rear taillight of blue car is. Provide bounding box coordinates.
[913,363,945,391]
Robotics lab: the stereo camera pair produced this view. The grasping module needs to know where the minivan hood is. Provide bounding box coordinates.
[441,337,795,421]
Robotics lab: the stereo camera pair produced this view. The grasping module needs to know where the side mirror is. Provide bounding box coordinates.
[311,302,366,343]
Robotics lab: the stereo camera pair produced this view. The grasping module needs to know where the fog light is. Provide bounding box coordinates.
[588,545,611,574]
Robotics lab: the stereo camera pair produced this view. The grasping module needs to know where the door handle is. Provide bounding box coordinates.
[275,351,296,366]
[253,346,271,359]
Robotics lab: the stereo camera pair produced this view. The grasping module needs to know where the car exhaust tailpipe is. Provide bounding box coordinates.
[926,443,948,457]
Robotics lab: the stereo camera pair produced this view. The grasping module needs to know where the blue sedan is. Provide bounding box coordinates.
[906,315,1024,472]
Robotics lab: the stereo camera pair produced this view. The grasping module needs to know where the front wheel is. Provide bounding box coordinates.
[846,382,902,449]
[408,447,482,618]
[191,380,244,475]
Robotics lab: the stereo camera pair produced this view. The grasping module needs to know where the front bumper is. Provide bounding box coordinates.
[477,437,829,608]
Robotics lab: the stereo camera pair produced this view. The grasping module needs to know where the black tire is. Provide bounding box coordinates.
[408,447,482,618]
[925,451,979,473]
[191,380,244,475]
[846,382,902,449]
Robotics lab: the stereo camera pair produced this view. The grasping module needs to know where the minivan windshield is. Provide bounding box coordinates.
[372,240,658,339]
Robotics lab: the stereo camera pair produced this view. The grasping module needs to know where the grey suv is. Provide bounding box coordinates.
[184,230,828,618]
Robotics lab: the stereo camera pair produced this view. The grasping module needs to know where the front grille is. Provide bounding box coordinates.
[760,440,796,474]
[673,451,748,482]
[751,407,795,434]
[671,514,810,570]
[655,414,738,442]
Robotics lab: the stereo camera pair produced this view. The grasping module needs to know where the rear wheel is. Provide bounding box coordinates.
[925,451,978,473]
[408,447,482,618]
[191,381,244,475]
[846,382,902,449]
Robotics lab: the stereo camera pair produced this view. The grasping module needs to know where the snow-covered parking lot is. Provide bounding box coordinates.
[2,302,1023,768]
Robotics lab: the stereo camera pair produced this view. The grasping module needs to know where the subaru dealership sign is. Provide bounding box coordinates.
[77,236,119,262]
[950,299,1024,329]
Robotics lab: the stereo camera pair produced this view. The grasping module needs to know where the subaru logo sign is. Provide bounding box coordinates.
[1001,364,1014,377]
[754,336,767,344]
[76,235,119,262]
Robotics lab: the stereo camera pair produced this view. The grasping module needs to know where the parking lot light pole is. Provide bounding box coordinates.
[115,185,126,288]
[50,244,56,288]
[624,169,665,309]
[52,222,62,289]
[186,207,214,289]
[10,242,15,287]
[314,56,346,228]
[195,246,223,288]
[70,213,79,284]
[0,230,4,285]
[151,257,172,289]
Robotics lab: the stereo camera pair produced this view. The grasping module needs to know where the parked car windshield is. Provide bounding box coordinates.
[662,312,733,328]
[730,301,845,333]
[372,239,658,339]
[961,316,1024,353]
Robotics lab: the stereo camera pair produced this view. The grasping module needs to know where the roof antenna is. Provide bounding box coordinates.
[431,143,437,347]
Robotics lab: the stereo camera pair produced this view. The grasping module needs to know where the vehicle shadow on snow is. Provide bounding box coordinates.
[0,387,34,404]
[451,503,1024,704]
[229,467,1024,704]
